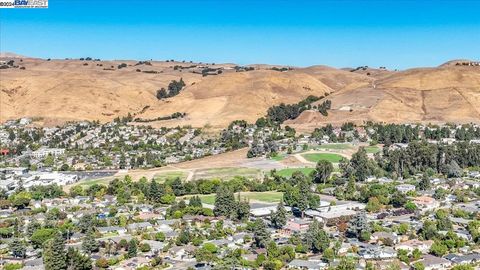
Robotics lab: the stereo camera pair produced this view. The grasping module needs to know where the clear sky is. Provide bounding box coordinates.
[1,0,479,69]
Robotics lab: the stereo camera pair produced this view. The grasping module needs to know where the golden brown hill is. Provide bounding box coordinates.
[0,58,332,128]
[135,69,333,129]
[1,57,479,131]
[286,64,480,132]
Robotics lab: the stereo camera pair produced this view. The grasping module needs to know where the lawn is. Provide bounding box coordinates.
[277,167,315,178]
[317,143,352,150]
[365,146,381,154]
[270,154,285,161]
[154,171,188,182]
[184,191,284,205]
[302,153,344,163]
[193,167,261,181]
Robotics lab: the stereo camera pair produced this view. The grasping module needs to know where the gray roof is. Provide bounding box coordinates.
[288,259,327,270]
[445,253,480,263]
[127,222,152,230]
[97,226,125,232]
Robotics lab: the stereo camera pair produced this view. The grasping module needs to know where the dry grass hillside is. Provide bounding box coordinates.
[286,63,480,132]
[1,56,479,130]
[0,57,332,128]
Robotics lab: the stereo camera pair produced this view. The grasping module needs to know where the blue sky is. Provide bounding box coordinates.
[1,0,479,69]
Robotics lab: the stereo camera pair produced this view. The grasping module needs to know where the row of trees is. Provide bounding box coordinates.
[156,79,186,99]
[265,95,325,124]
[337,141,480,181]
[213,185,250,221]
[367,123,421,145]
[379,141,480,177]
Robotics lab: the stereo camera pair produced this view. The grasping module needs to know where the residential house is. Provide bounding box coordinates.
[395,239,434,253]
[97,226,127,235]
[287,259,328,270]
[416,254,451,270]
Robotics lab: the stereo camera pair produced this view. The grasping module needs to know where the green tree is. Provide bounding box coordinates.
[176,227,191,246]
[446,160,462,178]
[188,195,203,208]
[336,256,356,270]
[234,199,251,221]
[391,191,407,208]
[347,211,370,241]
[127,239,137,258]
[195,245,217,263]
[203,242,217,253]
[323,248,335,263]
[418,174,431,191]
[170,177,186,196]
[148,179,164,203]
[404,201,417,211]
[66,247,92,270]
[155,232,166,241]
[139,243,151,252]
[366,197,382,212]
[156,88,168,100]
[347,147,373,181]
[43,232,67,270]
[412,262,425,270]
[304,219,329,253]
[397,223,410,235]
[26,221,41,238]
[314,160,333,184]
[429,241,448,256]
[271,201,287,229]
[81,230,99,254]
[213,184,236,217]
[31,228,56,248]
[9,191,31,209]
[253,219,270,248]
[44,154,55,167]
[9,238,26,258]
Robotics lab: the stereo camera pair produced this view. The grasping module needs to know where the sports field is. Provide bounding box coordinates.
[317,143,352,150]
[276,167,315,177]
[302,153,344,163]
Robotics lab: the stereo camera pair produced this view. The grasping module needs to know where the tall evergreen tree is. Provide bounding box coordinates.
[127,239,137,258]
[81,230,99,254]
[171,177,186,196]
[304,219,330,253]
[347,211,371,241]
[43,232,67,270]
[213,184,235,217]
[188,195,203,208]
[234,199,250,221]
[271,201,287,229]
[148,179,164,203]
[66,247,92,270]
[348,147,373,181]
[253,219,270,248]
[77,214,94,233]
[418,174,431,191]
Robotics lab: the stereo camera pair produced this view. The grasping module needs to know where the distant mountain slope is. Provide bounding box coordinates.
[0,52,30,58]
[285,64,480,131]
[0,58,331,128]
[1,57,479,130]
